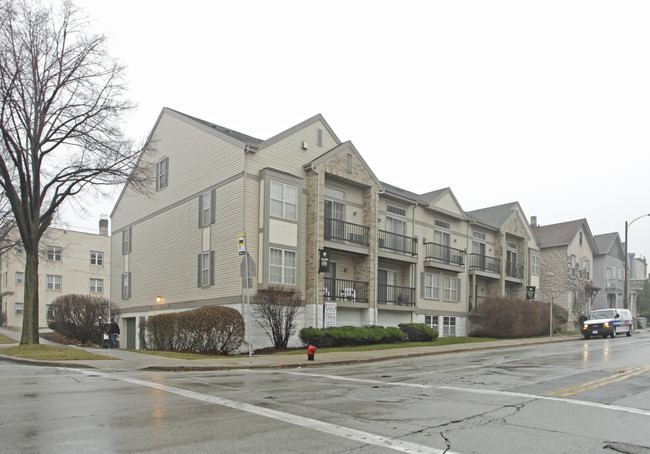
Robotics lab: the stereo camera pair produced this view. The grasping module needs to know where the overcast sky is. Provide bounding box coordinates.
[59,0,650,260]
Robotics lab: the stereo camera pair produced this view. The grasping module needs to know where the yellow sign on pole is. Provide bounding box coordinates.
[238,234,245,255]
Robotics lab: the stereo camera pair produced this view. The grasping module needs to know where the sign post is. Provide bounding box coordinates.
[238,234,253,362]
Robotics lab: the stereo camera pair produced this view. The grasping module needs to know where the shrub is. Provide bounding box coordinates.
[468,297,568,338]
[143,305,244,354]
[254,285,303,350]
[299,325,404,347]
[398,323,438,342]
[47,294,117,344]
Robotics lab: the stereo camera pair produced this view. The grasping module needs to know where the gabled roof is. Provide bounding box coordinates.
[532,218,597,252]
[168,108,263,146]
[381,182,424,205]
[258,113,341,151]
[418,187,467,220]
[594,232,625,255]
[466,202,522,230]
[306,141,382,189]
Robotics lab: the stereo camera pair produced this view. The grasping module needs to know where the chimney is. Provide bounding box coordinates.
[99,218,109,236]
[530,216,537,227]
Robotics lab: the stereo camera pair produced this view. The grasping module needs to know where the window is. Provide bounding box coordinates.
[444,276,459,302]
[90,251,104,266]
[15,272,24,285]
[197,251,215,287]
[270,181,298,221]
[571,255,576,277]
[47,246,62,261]
[156,157,169,190]
[346,153,352,172]
[386,204,407,217]
[198,189,216,227]
[435,219,450,229]
[90,278,103,293]
[270,248,296,285]
[122,227,132,254]
[47,275,62,290]
[531,253,540,275]
[121,272,131,299]
[15,302,23,316]
[425,315,438,329]
[442,316,456,336]
[422,272,440,299]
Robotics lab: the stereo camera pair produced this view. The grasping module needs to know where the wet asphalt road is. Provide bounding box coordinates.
[2,334,650,454]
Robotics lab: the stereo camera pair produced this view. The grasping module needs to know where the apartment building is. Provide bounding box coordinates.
[111,108,542,349]
[465,203,541,307]
[592,233,626,310]
[0,220,111,328]
[531,218,598,327]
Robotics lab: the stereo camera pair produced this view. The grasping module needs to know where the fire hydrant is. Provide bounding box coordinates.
[307,345,317,361]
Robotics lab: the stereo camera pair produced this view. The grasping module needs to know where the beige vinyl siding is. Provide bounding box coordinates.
[435,193,463,216]
[112,112,244,232]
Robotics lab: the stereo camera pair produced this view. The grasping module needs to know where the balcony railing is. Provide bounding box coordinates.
[324,217,370,246]
[378,230,418,256]
[377,284,415,306]
[606,278,624,291]
[469,253,500,273]
[423,242,465,266]
[323,278,368,303]
[505,261,524,279]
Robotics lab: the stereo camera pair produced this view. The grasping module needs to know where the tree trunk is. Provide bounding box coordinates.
[20,248,40,345]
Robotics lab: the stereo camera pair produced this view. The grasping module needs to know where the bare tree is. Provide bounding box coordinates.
[0,193,18,255]
[0,0,150,344]
[253,285,303,350]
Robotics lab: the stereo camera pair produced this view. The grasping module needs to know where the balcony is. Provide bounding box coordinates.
[469,253,500,274]
[324,217,369,247]
[323,278,369,303]
[378,230,418,256]
[377,284,415,306]
[423,242,465,269]
[505,261,524,279]
[606,278,624,292]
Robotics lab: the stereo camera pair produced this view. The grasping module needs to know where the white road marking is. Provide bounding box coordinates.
[267,370,431,388]
[68,368,458,454]
[438,386,650,417]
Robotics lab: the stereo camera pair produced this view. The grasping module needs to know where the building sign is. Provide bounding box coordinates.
[319,249,329,272]
[324,302,337,327]
[526,286,536,300]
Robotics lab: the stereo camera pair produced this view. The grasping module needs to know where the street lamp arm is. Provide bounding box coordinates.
[624,212,650,311]
[628,213,650,227]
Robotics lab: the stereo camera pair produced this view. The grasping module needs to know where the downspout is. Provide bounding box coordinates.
[311,163,320,328]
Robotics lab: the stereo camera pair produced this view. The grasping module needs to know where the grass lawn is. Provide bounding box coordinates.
[0,344,115,361]
[0,333,16,344]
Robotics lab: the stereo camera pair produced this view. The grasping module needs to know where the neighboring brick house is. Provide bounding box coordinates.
[592,232,625,310]
[111,108,545,349]
[0,220,111,328]
[531,218,598,327]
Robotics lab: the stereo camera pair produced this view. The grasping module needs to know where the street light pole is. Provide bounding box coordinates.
[624,213,650,310]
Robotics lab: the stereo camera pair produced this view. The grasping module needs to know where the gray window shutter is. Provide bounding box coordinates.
[420,272,425,298]
[121,273,125,299]
[127,272,131,298]
[164,157,169,186]
[128,227,132,253]
[198,194,204,228]
[209,250,215,286]
[457,278,461,302]
[210,189,216,224]
[155,162,160,191]
[197,254,202,287]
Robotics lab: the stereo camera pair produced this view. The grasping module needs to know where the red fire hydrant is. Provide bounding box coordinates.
[307,345,317,361]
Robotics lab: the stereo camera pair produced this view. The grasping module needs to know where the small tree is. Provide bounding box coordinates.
[253,285,303,350]
[637,280,650,317]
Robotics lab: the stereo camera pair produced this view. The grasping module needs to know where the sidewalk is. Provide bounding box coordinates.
[0,327,600,372]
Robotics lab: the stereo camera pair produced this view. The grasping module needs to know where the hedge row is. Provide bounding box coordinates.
[142,306,244,354]
[397,323,438,342]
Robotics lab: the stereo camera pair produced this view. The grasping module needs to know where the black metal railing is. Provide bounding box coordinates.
[423,242,465,266]
[324,217,370,246]
[378,230,418,256]
[469,253,500,273]
[377,284,415,306]
[505,261,524,279]
[323,278,369,303]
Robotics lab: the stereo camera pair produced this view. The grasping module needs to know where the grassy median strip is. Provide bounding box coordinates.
[1,344,115,361]
[0,333,16,344]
